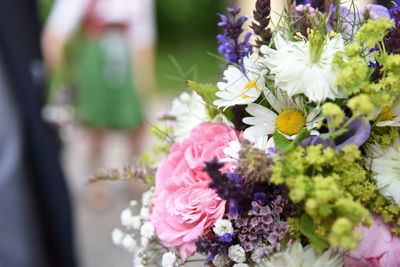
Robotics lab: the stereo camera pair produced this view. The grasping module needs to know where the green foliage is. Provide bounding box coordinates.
[273,129,310,152]
[271,145,373,249]
[322,102,345,128]
[355,18,394,48]
[347,94,375,119]
[333,44,370,95]
[369,126,399,148]
[156,0,225,44]
[300,214,328,252]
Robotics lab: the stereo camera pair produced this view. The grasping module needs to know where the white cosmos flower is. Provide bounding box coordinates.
[214,57,266,108]
[368,140,400,206]
[257,242,343,267]
[260,33,344,103]
[376,104,400,127]
[243,90,322,151]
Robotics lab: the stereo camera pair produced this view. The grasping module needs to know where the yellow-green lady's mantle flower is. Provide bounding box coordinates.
[261,33,344,103]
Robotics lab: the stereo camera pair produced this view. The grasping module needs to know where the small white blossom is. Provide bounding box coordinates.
[140,236,149,247]
[213,219,233,236]
[121,235,137,252]
[251,245,267,263]
[140,221,155,239]
[131,216,142,230]
[141,189,154,207]
[233,264,249,267]
[213,254,229,267]
[133,251,145,267]
[120,208,142,230]
[129,200,138,207]
[228,245,246,263]
[111,228,124,246]
[161,251,177,267]
[140,207,150,219]
[120,208,133,227]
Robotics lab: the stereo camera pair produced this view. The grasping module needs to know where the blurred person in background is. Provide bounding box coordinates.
[42,0,156,170]
[0,0,77,267]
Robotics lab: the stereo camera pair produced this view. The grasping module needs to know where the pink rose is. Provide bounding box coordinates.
[151,122,241,260]
[345,216,400,267]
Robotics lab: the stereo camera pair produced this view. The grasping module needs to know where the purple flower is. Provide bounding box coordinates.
[362,4,391,20]
[334,117,371,150]
[301,117,371,150]
[390,1,400,24]
[217,6,253,65]
[304,0,325,12]
[218,233,233,243]
[300,135,331,148]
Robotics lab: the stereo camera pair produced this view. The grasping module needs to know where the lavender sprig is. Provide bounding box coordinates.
[217,6,253,65]
[250,0,272,48]
[385,1,400,55]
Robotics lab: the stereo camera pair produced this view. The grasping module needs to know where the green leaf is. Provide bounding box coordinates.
[186,80,218,104]
[273,131,292,151]
[186,80,219,118]
[300,214,328,252]
[273,128,310,152]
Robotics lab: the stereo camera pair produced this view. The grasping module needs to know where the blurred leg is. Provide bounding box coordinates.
[128,124,147,157]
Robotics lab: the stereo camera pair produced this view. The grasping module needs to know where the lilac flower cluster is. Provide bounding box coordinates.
[195,191,289,265]
[217,6,253,65]
[230,195,289,255]
[201,159,292,264]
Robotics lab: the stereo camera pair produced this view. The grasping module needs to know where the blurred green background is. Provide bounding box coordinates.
[38,0,227,93]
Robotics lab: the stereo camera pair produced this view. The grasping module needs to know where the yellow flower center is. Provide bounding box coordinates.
[242,80,258,99]
[276,109,306,135]
[378,106,393,121]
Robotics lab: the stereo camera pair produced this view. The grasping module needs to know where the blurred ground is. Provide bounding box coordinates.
[62,130,138,267]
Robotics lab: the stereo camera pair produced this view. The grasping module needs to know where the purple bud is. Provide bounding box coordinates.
[218,233,233,243]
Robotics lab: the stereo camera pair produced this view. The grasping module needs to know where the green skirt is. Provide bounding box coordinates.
[74,34,143,130]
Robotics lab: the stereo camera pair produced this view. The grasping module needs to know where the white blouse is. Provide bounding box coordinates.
[45,0,156,49]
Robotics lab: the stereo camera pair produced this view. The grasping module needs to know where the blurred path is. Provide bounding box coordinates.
[62,131,142,267]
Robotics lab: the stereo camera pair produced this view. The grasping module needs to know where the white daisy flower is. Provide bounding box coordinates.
[243,90,322,151]
[376,104,400,127]
[169,91,208,141]
[260,33,344,103]
[368,140,400,206]
[214,57,266,108]
[257,242,343,267]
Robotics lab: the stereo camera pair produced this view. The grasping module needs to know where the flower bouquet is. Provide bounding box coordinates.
[95,0,400,266]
